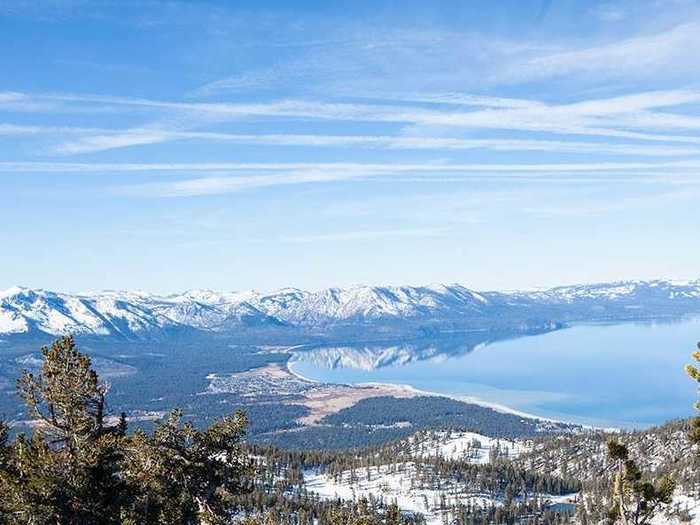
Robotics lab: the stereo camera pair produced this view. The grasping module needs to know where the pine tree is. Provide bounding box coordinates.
[0,336,251,525]
[605,439,675,525]
[0,336,126,524]
[684,342,700,444]
[120,408,250,524]
[0,420,10,524]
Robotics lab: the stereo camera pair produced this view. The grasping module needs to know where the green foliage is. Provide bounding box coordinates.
[17,337,109,450]
[606,439,628,461]
[0,336,251,525]
[239,498,415,525]
[120,409,249,524]
[1,337,126,524]
[323,499,405,525]
[606,439,675,525]
[0,419,8,462]
[686,342,700,444]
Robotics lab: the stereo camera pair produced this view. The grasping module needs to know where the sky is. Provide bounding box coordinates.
[1,0,700,293]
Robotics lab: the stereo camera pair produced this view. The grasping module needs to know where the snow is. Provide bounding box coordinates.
[0,309,28,333]
[300,430,538,524]
[2,278,700,337]
[0,286,30,300]
[407,430,530,463]
[672,494,700,525]
[304,462,502,524]
[304,460,569,525]
[649,493,700,525]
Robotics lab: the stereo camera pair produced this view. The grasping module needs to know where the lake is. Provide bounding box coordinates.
[289,318,700,428]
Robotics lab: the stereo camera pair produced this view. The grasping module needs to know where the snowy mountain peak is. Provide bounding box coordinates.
[1,278,700,338]
[0,286,39,300]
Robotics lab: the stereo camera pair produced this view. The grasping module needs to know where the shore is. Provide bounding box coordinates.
[286,358,612,431]
[222,362,421,426]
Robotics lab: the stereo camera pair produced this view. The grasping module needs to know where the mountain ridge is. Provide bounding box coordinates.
[2,278,700,339]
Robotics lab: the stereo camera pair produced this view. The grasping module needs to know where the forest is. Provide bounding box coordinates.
[0,336,698,525]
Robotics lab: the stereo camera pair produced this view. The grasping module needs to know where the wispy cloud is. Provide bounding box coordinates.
[0,123,105,136]
[76,159,700,197]
[494,22,700,83]
[192,14,700,98]
[47,130,700,156]
[4,88,700,156]
[115,168,388,197]
[3,159,700,174]
[0,91,63,112]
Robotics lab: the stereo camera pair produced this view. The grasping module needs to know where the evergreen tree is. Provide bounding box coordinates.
[120,409,249,524]
[0,336,126,524]
[0,336,251,525]
[0,420,10,523]
[605,439,675,525]
[684,342,700,444]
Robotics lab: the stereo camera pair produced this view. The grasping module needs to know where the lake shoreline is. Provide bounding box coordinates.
[286,356,609,431]
[285,318,700,431]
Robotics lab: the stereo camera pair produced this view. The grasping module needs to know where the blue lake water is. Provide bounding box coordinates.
[289,318,700,428]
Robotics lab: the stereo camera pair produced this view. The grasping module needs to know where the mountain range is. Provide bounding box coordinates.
[1,279,700,340]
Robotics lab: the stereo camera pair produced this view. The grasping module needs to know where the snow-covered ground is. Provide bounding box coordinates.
[302,431,549,525]
[302,428,700,524]
[406,430,531,463]
[305,462,491,524]
[304,462,576,525]
[655,493,700,525]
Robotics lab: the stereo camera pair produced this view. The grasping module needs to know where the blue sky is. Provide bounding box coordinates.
[1,0,700,293]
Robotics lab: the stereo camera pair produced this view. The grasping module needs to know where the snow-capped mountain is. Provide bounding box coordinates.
[1,279,700,339]
[0,287,173,337]
[252,284,489,325]
[498,279,700,305]
[0,286,281,338]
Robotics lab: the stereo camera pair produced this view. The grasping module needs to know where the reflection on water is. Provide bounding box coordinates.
[291,337,487,371]
[289,318,700,428]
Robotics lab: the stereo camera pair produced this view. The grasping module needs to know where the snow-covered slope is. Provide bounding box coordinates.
[2,279,700,338]
[493,279,700,307]
[0,287,173,337]
[302,430,565,525]
[252,284,489,325]
[514,419,700,525]
[0,287,280,338]
[406,429,529,463]
[301,423,700,525]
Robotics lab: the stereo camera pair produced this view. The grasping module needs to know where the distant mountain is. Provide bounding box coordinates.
[1,279,700,340]
[0,286,282,339]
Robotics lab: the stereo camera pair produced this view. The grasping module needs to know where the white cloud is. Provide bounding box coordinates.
[495,22,700,83]
[3,159,700,174]
[53,130,172,154]
[5,87,694,156]
[48,130,700,156]
[76,159,700,197]
[4,84,700,162]
[115,168,389,197]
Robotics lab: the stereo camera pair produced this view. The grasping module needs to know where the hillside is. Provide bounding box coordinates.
[244,421,700,524]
